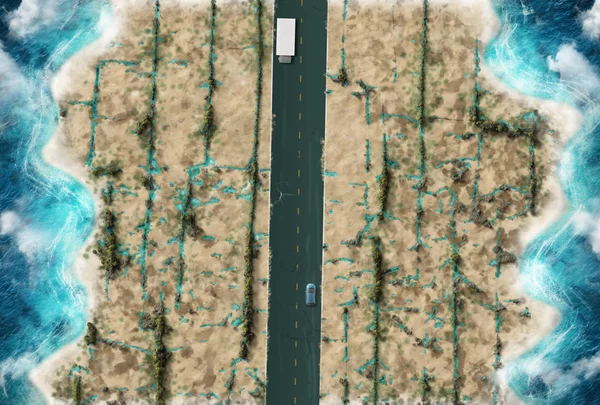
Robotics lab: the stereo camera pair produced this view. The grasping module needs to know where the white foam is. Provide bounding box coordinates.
[0,210,46,260]
[582,0,600,40]
[571,201,600,258]
[0,352,37,397]
[7,0,60,39]
[547,43,600,107]
[0,45,27,101]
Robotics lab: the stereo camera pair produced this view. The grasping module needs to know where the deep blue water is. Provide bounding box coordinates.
[0,0,600,404]
[487,0,600,404]
[0,1,107,403]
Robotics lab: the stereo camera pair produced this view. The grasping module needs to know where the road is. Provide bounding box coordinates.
[266,0,328,403]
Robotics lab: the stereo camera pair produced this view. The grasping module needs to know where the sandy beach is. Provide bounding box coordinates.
[27,0,580,403]
[31,0,273,403]
[318,0,577,403]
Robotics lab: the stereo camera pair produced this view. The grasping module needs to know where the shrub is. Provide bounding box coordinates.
[151,302,172,405]
[101,183,115,205]
[451,252,461,264]
[94,209,121,279]
[333,66,349,86]
[370,238,383,302]
[135,112,153,136]
[84,322,98,346]
[72,375,82,405]
[376,166,389,221]
[91,162,123,178]
[340,377,350,404]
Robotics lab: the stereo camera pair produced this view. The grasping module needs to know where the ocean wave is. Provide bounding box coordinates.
[582,0,600,40]
[0,0,108,403]
[487,0,600,403]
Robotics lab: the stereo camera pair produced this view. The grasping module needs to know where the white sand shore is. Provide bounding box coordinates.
[29,0,582,403]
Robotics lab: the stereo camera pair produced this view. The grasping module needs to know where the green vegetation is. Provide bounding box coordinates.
[333,66,349,86]
[239,0,265,360]
[376,137,389,221]
[451,252,461,265]
[72,375,82,405]
[370,237,384,303]
[135,111,153,137]
[176,181,201,306]
[141,175,156,191]
[84,322,98,346]
[90,162,122,178]
[240,163,258,359]
[417,0,429,128]
[450,162,469,183]
[492,245,516,265]
[520,307,531,318]
[94,209,121,279]
[150,302,172,405]
[201,0,218,151]
[370,303,381,405]
[101,182,115,205]
[420,369,435,404]
[340,376,350,404]
[201,103,215,149]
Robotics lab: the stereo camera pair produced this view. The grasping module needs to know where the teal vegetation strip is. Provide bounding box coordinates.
[83,59,140,166]
[239,0,265,360]
[137,0,162,302]
[200,0,218,154]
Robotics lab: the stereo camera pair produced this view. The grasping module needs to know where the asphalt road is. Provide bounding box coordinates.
[266,0,328,403]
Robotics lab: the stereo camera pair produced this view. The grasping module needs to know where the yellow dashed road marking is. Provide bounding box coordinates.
[298,131,301,139]
[299,74,302,83]
[298,188,301,196]
[298,169,301,177]
[297,226,300,233]
[297,207,300,215]
[295,359,298,366]
[294,378,297,386]
[298,112,302,120]
[296,283,298,291]
[300,37,303,45]
[296,245,299,253]
[299,93,302,101]
[295,321,298,328]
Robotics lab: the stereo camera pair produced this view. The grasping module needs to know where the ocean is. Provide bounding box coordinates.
[485,0,600,404]
[0,0,600,404]
[0,0,108,403]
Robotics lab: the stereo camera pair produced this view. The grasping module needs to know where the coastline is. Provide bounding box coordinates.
[319,0,581,403]
[29,0,274,402]
[28,1,120,401]
[24,0,583,404]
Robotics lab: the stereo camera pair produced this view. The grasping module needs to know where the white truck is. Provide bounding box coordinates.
[276,18,296,63]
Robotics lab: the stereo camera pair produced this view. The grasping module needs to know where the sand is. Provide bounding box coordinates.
[29,0,579,403]
[318,0,575,404]
[31,0,273,403]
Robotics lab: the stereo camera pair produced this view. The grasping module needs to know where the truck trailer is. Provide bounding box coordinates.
[276,18,296,63]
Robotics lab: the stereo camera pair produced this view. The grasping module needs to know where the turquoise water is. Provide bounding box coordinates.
[0,0,108,403]
[486,0,600,404]
[0,0,600,404]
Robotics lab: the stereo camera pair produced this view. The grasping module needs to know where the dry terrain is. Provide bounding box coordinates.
[37,0,273,403]
[319,0,564,404]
